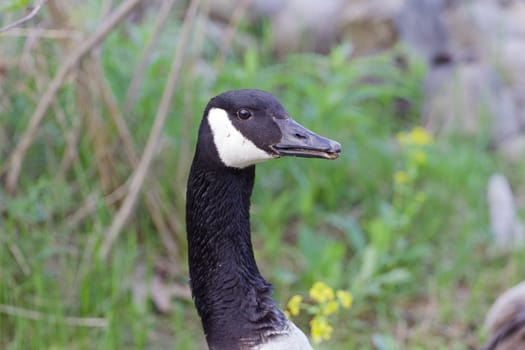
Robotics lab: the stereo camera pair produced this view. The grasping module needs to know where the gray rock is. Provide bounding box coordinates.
[487,174,524,249]
[497,136,525,163]
[339,0,405,55]
[271,0,342,55]
[397,0,451,64]
[424,63,518,138]
[399,0,525,154]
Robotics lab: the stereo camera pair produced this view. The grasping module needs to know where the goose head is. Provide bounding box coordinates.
[197,89,341,169]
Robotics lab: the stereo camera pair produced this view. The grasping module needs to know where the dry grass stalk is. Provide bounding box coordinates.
[56,100,83,177]
[2,0,143,195]
[66,184,128,230]
[99,0,202,260]
[171,0,211,209]
[7,1,180,258]
[5,241,32,276]
[123,0,178,116]
[217,0,251,67]
[92,44,180,257]
[0,28,83,40]
[0,303,108,328]
[0,0,48,34]
[77,62,120,193]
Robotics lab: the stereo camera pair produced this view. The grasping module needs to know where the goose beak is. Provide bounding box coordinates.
[271,118,341,160]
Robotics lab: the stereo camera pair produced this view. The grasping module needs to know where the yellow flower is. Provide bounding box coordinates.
[336,290,353,309]
[310,316,333,344]
[410,127,432,145]
[394,170,409,185]
[322,300,339,316]
[396,126,433,146]
[309,282,335,303]
[409,149,427,165]
[287,295,302,316]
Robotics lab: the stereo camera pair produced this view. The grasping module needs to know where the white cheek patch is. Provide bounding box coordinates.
[207,107,275,168]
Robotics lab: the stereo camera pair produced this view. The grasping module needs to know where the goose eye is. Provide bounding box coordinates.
[237,108,252,120]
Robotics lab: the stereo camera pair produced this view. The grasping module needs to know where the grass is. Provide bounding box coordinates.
[2,2,525,349]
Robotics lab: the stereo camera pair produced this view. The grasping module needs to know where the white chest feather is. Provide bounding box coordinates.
[207,108,275,168]
[252,321,314,350]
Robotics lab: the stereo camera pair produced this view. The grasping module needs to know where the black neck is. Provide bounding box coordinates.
[186,157,287,348]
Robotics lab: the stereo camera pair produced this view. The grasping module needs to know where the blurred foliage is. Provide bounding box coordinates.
[1,2,525,350]
[0,0,32,12]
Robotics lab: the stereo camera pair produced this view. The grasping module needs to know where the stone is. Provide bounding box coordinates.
[271,0,342,55]
[424,63,518,138]
[487,174,524,249]
[397,0,451,64]
[497,135,525,163]
[339,0,405,55]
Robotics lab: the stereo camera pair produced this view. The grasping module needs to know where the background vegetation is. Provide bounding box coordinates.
[1,1,524,349]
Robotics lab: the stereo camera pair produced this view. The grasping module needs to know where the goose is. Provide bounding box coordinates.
[186,89,341,350]
[483,281,525,350]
